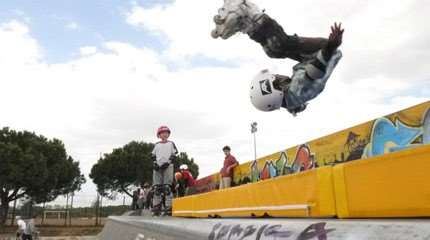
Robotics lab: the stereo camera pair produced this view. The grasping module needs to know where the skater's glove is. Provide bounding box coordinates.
[169,155,177,163]
[153,162,160,171]
[160,162,170,170]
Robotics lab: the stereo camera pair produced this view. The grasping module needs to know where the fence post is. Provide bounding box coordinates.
[69,193,74,226]
[95,194,99,226]
[64,194,69,226]
[9,198,17,226]
[99,196,103,226]
[41,202,45,226]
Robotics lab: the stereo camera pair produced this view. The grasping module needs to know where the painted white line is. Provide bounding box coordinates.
[174,204,310,214]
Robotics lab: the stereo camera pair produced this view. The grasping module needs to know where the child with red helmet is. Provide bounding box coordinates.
[151,125,178,216]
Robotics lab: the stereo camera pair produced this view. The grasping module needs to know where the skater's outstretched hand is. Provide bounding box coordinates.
[327,22,344,52]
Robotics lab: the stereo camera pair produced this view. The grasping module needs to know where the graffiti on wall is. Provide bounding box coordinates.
[362,118,424,158]
[239,145,318,184]
[231,103,430,185]
[253,145,317,182]
[208,222,335,240]
[343,131,368,161]
[192,102,430,193]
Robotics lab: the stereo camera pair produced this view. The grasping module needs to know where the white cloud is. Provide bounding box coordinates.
[1,0,429,205]
[0,20,42,66]
[126,1,265,62]
[126,0,430,83]
[79,46,98,56]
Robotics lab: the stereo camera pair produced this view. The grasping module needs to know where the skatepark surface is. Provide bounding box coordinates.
[99,211,430,240]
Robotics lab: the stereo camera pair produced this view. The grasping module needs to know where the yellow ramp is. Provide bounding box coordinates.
[334,144,430,218]
[173,166,336,218]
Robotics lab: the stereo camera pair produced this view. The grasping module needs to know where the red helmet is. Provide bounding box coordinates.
[157,125,171,137]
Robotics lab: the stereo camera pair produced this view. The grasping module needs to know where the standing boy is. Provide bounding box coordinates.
[151,125,178,216]
[219,146,239,189]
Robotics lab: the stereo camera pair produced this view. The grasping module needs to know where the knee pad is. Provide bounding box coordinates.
[154,185,164,196]
[304,50,328,80]
[163,184,172,195]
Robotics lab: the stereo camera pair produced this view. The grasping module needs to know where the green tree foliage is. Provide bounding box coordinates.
[90,141,154,199]
[90,141,199,198]
[0,127,85,225]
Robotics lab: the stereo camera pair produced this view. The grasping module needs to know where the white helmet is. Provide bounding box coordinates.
[250,69,284,112]
[179,164,188,170]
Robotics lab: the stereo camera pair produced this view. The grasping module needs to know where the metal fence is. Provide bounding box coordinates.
[6,194,132,227]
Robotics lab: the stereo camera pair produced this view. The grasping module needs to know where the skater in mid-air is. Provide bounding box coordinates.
[211,0,344,115]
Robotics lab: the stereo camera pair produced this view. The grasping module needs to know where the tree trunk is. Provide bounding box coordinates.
[99,196,103,226]
[10,198,17,226]
[120,186,132,198]
[95,194,99,226]
[69,194,74,226]
[0,196,10,226]
[29,200,33,219]
[65,194,69,226]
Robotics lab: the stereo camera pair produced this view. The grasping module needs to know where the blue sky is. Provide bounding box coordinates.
[0,0,170,62]
[0,0,238,69]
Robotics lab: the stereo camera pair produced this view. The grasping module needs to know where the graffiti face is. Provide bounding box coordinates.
[292,145,314,172]
[251,160,260,182]
[362,118,423,158]
[275,153,288,176]
[261,162,278,180]
[260,165,270,180]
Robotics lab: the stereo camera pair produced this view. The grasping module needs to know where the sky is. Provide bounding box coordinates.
[0,0,429,206]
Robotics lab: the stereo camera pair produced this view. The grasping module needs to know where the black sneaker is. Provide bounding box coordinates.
[162,207,172,216]
[151,204,162,216]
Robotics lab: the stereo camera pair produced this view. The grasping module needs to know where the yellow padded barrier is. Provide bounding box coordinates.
[173,166,336,218]
[333,144,430,218]
[172,194,195,217]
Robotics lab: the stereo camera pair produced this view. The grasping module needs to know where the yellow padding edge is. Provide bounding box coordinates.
[173,166,336,218]
[172,195,195,217]
[332,163,349,218]
[333,144,430,218]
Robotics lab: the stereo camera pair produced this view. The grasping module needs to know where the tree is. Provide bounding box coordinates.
[90,141,199,199]
[0,127,85,225]
[90,141,154,199]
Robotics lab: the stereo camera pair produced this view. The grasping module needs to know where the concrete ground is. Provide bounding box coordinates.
[99,211,430,240]
[0,236,97,240]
